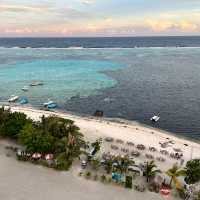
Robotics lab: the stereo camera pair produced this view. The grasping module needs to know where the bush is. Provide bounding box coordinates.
[107,177,112,183]
[93,174,98,181]
[185,159,200,184]
[101,174,107,183]
[125,176,132,189]
[55,153,72,170]
[177,188,186,199]
[78,171,83,176]
[85,171,91,179]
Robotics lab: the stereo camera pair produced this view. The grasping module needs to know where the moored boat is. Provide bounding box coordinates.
[22,86,29,91]
[43,100,57,109]
[43,100,54,107]
[19,97,28,105]
[8,95,19,103]
[150,115,160,122]
[30,81,44,86]
[47,103,57,109]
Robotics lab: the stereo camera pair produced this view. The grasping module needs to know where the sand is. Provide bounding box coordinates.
[9,106,200,170]
[0,105,200,200]
[0,140,176,200]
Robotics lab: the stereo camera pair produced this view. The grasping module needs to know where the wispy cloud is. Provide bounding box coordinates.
[1,1,200,36]
[80,0,96,5]
[0,4,51,13]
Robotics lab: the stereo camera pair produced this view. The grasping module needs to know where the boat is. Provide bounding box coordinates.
[43,100,54,107]
[30,82,44,86]
[70,94,80,100]
[43,100,57,109]
[8,95,19,103]
[150,115,160,122]
[21,86,29,91]
[19,97,28,105]
[47,103,57,109]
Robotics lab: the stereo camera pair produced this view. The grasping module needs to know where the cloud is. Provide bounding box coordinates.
[145,19,199,32]
[80,0,96,5]
[59,7,93,19]
[0,4,50,13]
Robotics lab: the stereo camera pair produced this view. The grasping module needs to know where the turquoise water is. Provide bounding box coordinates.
[0,58,122,105]
[1,47,200,139]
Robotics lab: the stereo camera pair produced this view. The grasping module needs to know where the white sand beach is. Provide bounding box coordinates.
[0,105,200,200]
[10,106,200,170]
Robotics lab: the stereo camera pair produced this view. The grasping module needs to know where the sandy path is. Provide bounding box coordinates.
[0,142,176,200]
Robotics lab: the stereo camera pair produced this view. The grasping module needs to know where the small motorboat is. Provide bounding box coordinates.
[19,97,28,105]
[150,115,160,122]
[43,100,57,109]
[47,103,57,109]
[21,86,29,91]
[30,82,44,86]
[8,95,19,103]
[43,100,54,107]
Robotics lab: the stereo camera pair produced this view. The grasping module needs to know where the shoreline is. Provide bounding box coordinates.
[3,104,199,155]
[1,104,200,170]
[0,104,200,200]
[2,103,200,145]
[1,101,199,145]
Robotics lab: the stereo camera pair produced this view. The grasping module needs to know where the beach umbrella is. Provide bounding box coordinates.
[45,154,54,160]
[160,188,171,196]
[32,153,42,159]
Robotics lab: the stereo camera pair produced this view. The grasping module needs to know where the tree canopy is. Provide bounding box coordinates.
[184,159,200,184]
[0,107,85,170]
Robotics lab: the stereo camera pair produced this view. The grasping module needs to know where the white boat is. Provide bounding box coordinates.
[30,82,43,86]
[43,100,54,107]
[21,86,29,91]
[8,95,19,102]
[150,115,160,122]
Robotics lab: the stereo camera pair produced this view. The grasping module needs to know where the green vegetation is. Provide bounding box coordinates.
[91,157,101,170]
[143,160,161,182]
[85,171,91,179]
[166,164,186,187]
[0,107,30,138]
[184,159,200,184]
[0,107,85,170]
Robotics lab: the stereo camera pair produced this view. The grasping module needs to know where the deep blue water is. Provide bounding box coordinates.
[1,36,200,48]
[0,37,200,140]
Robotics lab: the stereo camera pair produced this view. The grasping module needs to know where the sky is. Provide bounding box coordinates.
[0,0,200,37]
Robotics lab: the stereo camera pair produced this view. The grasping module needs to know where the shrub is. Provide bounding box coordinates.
[101,174,107,183]
[85,171,91,179]
[185,159,200,184]
[177,188,186,199]
[78,171,83,176]
[55,153,72,170]
[93,174,98,181]
[107,177,112,183]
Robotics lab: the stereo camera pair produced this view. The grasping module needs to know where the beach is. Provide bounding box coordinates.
[0,105,200,199]
[8,106,200,169]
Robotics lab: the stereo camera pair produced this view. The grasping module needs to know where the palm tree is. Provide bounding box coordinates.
[91,157,101,170]
[166,164,186,188]
[119,156,135,174]
[143,160,161,182]
[105,158,113,174]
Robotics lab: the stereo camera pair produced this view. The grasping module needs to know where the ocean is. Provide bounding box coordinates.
[0,36,200,140]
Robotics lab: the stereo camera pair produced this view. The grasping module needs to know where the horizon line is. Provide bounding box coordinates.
[1,35,200,39]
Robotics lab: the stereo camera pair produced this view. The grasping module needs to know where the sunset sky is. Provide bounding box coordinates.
[0,0,200,37]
